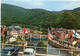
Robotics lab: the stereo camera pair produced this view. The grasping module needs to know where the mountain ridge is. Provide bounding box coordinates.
[2,3,80,12]
[1,4,80,29]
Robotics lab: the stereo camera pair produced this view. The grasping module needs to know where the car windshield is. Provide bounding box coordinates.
[24,52,33,55]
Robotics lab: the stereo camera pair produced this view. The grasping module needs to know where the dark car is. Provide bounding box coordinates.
[1,47,19,56]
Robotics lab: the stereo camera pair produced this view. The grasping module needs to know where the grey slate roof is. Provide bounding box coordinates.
[6,26,22,31]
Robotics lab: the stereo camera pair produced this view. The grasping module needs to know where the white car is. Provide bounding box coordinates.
[23,48,35,56]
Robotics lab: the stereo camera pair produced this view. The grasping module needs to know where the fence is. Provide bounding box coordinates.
[0,44,80,56]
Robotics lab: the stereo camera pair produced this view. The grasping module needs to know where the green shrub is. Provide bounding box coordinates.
[37,40,47,47]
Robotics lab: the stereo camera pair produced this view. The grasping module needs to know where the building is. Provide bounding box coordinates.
[6,26,23,38]
[6,26,30,38]
[9,36,17,42]
[6,35,16,43]
[51,28,66,40]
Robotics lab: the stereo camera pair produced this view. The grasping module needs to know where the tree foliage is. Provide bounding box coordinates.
[60,11,79,29]
[1,4,80,29]
[37,40,47,47]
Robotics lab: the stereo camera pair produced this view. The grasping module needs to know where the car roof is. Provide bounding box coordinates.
[2,47,15,51]
[24,48,34,53]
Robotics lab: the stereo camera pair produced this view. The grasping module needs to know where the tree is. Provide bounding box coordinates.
[37,40,47,47]
[60,11,79,29]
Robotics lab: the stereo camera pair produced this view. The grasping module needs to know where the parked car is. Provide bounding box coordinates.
[1,47,19,56]
[23,48,35,56]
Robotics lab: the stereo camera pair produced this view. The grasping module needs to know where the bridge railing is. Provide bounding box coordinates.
[1,44,80,56]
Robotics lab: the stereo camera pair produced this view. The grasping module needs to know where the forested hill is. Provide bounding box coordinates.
[1,4,80,29]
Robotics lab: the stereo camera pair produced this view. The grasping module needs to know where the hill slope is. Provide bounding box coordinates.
[1,4,80,29]
[2,4,57,29]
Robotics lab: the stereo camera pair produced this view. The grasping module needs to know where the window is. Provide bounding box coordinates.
[24,52,33,55]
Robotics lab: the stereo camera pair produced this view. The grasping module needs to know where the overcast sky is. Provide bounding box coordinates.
[2,0,80,11]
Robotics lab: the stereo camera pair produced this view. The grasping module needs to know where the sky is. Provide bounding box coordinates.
[1,0,80,11]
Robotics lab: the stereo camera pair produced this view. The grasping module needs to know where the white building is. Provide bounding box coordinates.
[9,37,16,42]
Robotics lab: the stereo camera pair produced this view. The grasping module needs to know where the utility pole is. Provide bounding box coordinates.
[71,32,74,56]
[2,33,4,48]
[47,28,49,55]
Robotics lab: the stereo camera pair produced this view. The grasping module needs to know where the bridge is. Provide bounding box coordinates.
[25,33,48,39]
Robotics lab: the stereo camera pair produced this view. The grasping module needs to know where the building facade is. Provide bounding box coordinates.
[6,26,23,38]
